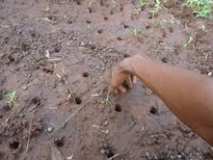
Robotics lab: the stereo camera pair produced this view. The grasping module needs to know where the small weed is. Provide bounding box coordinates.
[185,0,213,18]
[5,91,17,107]
[130,28,144,37]
[184,34,193,48]
[151,0,162,17]
[101,87,113,106]
[139,0,148,9]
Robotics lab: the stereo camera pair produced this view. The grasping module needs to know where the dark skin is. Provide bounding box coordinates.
[111,55,213,145]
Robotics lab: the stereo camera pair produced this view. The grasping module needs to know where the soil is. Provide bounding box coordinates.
[0,0,213,160]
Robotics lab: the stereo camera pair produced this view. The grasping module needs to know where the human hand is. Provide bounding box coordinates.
[111,56,138,94]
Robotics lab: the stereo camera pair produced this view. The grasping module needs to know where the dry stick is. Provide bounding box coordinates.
[107,153,120,160]
[26,112,34,153]
[52,103,87,136]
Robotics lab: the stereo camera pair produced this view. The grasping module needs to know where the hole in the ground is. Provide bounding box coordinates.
[86,20,91,24]
[89,44,96,50]
[54,47,61,53]
[54,137,64,147]
[8,55,15,62]
[9,141,19,150]
[75,97,82,105]
[110,10,114,15]
[145,24,151,29]
[67,19,73,24]
[123,24,129,29]
[97,29,103,34]
[31,97,41,106]
[161,57,168,63]
[31,32,36,38]
[123,54,130,58]
[74,0,81,5]
[150,106,158,115]
[117,37,122,41]
[120,6,124,12]
[114,104,122,112]
[88,7,92,13]
[47,15,56,21]
[21,43,30,52]
[82,72,89,78]
[169,27,173,33]
[104,16,108,21]
[101,145,115,158]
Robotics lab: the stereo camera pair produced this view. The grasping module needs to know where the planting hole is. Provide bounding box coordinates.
[54,137,64,147]
[115,104,122,112]
[9,141,19,150]
[75,97,82,105]
[150,106,158,115]
[82,72,89,78]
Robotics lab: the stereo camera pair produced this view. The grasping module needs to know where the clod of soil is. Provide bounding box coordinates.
[75,97,82,105]
[9,140,20,150]
[54,137,65,147]
[114,104,122,112]
[150,106,158,115]
[82,72,89,78]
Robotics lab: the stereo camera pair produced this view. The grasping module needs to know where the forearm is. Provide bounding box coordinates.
[128,56,213,144]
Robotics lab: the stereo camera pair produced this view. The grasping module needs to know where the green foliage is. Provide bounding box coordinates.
[139,0,148,8]
[151,0,162,16]
[5,91,17,107]
[186,0,213,18]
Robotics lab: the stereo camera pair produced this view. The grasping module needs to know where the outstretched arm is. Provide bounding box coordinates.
[111,55,213,145]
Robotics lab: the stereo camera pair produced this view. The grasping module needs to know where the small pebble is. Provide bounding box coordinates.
[67,155,73,160]
[47,127,54,133]
[208,72,212,77]
[80,41,85,46]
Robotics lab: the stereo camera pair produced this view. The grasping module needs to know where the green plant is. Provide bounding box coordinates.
[5,91,17,107]
[186,0,213,18]
[151,0,162,17]
[130,28,144,37]
[184,34,193,48]
[139,0,148,8]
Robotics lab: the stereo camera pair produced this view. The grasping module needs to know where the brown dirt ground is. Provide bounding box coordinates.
[0,0,213,160]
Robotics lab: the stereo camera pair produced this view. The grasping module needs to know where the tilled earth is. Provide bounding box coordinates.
[0,0,213,160]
